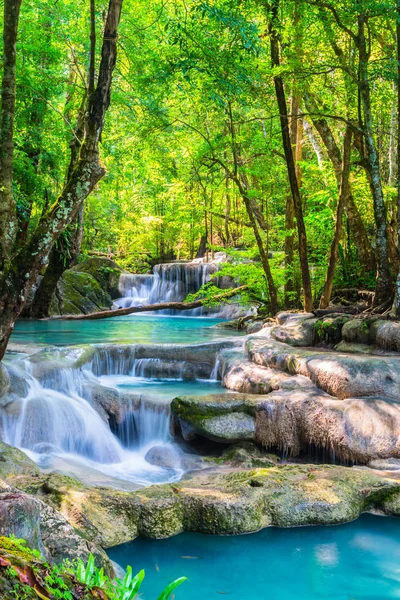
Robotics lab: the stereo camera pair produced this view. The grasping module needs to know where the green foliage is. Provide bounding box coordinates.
[72,553,187,600]
[0,540,186,600]
[3,0,396,309]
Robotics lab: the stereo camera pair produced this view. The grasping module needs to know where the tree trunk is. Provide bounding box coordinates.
[29,203,84,318]
[269,0,313,311]
[0,0,23,269]
[304,93,375,272]
[358,13,391,305]
[54,285,249,320]
[319,126,352,309]
[238,174,278,314]
[0,0,123,359]
[284,95,301,306]
[391,0,400,317]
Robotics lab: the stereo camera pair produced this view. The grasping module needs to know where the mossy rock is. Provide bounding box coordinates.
[0,364,10,399]
[50,270,113,316]
[172,393,258,443]
[0,441,40,481]
[313,315,352,346]
[70,257,122,298]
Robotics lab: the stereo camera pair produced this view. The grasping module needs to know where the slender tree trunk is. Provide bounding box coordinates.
[238,174,278,314]
[358,14,391,305]
[225,169,231,244]
[304,93,375,272]
[269,0,312,311]
[319,127,352,308]
[0,0,123,359]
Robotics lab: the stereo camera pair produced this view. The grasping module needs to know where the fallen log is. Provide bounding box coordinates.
[50,285,250,321]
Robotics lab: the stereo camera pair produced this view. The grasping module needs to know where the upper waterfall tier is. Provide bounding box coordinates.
[116,261,235,317]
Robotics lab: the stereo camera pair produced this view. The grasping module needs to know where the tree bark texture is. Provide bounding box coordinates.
[357,13,391,304]
[0,0,23,268]
[319,126,352,309]
[269,0,312,311]
[304,93,375,272]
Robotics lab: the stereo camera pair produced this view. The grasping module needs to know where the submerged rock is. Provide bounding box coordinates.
[145,445,181,469]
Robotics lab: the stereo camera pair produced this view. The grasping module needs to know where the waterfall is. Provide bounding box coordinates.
[0,354,184,487]
[116,397,172,450]
[1,365,122,464]
[117,261,221,316]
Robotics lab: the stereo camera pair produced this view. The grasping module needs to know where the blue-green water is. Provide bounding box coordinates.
[98,376,230,400]
[11,315,242,346]
[108,514,400,600]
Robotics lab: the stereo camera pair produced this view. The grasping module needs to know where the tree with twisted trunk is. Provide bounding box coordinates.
[0,0,123,360]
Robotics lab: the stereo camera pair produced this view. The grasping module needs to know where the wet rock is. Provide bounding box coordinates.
[0,482,111,572]
[3,442,400,540]
[368,458,400,471]
[218,442,278,468]
[219,348,289,394]
[246,321,264,334]
[0,493,43,552]
[334,341,376,354]
[135,464,400,534]
[145,445,182,469]
[342,319,371,345]
[133,340,241,368]
[269,317,318,347]
[275,312,314,325]
[0,364,10,399]
[84,380,141,424]
[0,441,40,480]
[372,320,400,352]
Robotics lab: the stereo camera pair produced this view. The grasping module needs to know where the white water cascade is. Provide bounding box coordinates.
[117,261,223,316]
[1,355,186,488]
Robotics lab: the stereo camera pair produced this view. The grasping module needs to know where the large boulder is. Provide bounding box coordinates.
[219,348,290,394]
[69,257,122,299]
[50,270,113,316]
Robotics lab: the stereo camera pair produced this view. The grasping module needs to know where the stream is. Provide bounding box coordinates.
[4,262,400,599]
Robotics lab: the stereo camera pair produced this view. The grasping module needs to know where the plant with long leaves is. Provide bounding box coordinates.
[75,553,187,599]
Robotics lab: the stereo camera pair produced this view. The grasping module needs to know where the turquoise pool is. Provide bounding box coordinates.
[11,315,243,346]
[108,514,400,599]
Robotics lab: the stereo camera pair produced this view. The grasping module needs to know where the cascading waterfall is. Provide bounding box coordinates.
[1,364,122,464]
[117,262,222,316]
[116,397,172,450]
[0,353,185,487]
